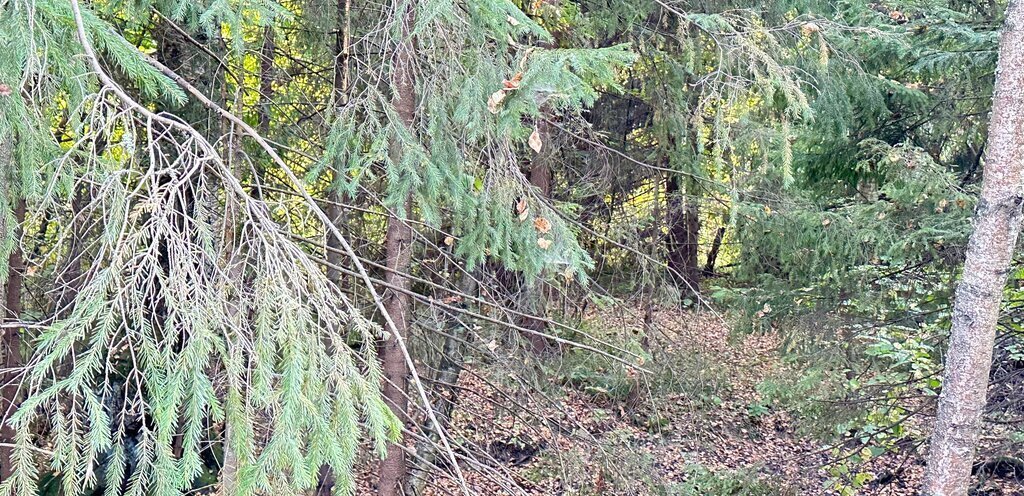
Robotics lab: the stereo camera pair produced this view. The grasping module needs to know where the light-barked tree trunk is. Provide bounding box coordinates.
[923,2,1024,494]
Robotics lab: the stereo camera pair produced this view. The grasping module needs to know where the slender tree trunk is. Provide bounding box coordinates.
[1,197,25,481]
[665,175,700,300]
[518,130,555,354]
[703,225,725,276]
[379,2,416,494]
[257,27,274,138]
[923,3,1024,494]
[409,273,477,494]
[315,4,352,494]
[641,174,663,348]
[325,0,353,298]
[218,96,246,496]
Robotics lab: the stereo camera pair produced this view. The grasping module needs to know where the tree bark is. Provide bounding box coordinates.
[379,2,417,495]
[257,27,275,138]
[665,174,700,300]
[703,225,725,277]
[518,127,556,355]
[316,4,352,493]
[409,273,477,494]
[923,3,1024,494]
[325,0,353,298]
[1,198,25,481]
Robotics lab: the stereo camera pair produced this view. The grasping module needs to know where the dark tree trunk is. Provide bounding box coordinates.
[923,2,1024,494]
[518,128,556,355]
[316,3,352,493]
[378,2,417,494]
[703,225,725,276]
[1,198,25,481]
[257,27,274,137]
[665,175,700,300]
[324,0,353,300]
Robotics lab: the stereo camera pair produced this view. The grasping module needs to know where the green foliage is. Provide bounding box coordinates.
[1,1,402,494]
[724,140,972,323]
[676,464,791,496]
[314,2,635,281]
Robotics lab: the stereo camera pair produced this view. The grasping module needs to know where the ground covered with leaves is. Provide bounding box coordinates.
[354,307,1023,495]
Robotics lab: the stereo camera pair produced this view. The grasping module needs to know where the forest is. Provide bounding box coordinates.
[0,0,1023,494]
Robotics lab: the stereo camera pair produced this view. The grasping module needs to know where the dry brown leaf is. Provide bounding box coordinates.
[443,236,455,246]
[562,267,574,282]
[528,127,543,153]
[537,238,552,250]
[502,72,523,90]
[0,84,11,97]
[516,198,529,221]
[533,216,551,233]
[487,89,507,114]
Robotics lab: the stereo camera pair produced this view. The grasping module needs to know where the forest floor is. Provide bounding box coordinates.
[357,306,1022,495]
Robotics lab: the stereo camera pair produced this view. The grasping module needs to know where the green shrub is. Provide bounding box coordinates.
[677,465,792,496]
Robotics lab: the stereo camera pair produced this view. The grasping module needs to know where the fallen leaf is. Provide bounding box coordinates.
[443,236,455,246]
[537,238,552,249]
[528,128,543,153]
[507,15,520,26]
[533,216,551,233]
[0,84,11,97]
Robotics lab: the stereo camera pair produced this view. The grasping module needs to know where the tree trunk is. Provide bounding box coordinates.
[257,27,274,138]
[518,130,555,354]
[409,273,477,494]
[665,174,700,300]
[703,225,725,277]
[325,0,353,299]
[923,3,1024,494]
[1,197,25,481]
[378,2,417,495]
[316,4,352,493]
[54,188,88,317]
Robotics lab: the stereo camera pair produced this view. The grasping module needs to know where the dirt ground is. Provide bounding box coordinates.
[355,307,1023,495]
